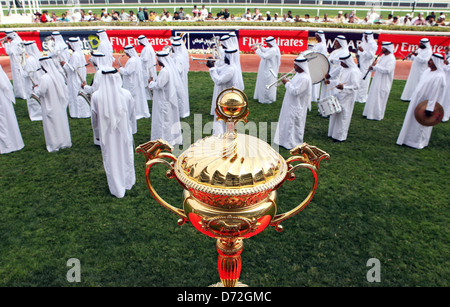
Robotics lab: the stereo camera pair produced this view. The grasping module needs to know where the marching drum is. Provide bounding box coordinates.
[301,50,330,84]
[318,95,342,117]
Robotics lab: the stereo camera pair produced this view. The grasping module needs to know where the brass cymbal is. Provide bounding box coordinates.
[414,100,444,126]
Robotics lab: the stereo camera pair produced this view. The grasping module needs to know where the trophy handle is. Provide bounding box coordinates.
[136,139,188,225]
[270,143,329,232]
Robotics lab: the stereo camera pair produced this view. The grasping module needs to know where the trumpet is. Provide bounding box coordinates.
[190,56,219,65]
[266,69,295,89]
[250,42,264,49]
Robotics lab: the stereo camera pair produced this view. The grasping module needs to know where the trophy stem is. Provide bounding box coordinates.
[216,238,244,287]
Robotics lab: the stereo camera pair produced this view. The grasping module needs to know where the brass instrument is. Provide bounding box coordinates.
[414,100,444,126]
[190,56,219,65]
[266,69,295,89]
[250,42,264,49]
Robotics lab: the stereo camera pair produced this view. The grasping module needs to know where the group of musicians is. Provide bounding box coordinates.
[1,29,449,196]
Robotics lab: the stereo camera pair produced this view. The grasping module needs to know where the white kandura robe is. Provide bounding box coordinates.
[442,63,450,122]
[396,68,446,149]
[362,53,396,121]
[34,74,72,152]
[90,89,135,198]
[400,46,432,101]
[22,55,43,121]
[90,77,137,146]
[311,42,328,102]
[140,43,157,100]
[209,64,236,135]
[148,66,183,146]
[0,74,24,154]
[5,41,27,99]
[356,40,377,103]
[328,66,360,141]
[274,72,312,149]
[253,46,281,104]
[172,49,190,118]
[64,51,91,118]
[119,56,150,120]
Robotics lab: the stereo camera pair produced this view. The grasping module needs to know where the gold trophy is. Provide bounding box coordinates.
[136,87,329,287]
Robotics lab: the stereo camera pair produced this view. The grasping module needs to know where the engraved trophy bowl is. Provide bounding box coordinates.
[136,87,329,287]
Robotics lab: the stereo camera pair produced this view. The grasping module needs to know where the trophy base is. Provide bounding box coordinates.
[209,282,248,287]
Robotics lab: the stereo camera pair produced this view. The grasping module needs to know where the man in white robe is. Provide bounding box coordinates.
[96,30,115,67]
[138,35,157,100]
[171,40,190,118]
[253,36,281,104]
[62,37,91,118]
[22,41,43,121]
[33,57,72,152]
[356,31,378,103]
[274,55,312,150]
[311,30,328,103]
[320,35,349,102]
[0,64,24,154]
[227,31,244,90]
[362,42,396,121]
[148,51,183,146]
[325,53,361,142]
[90,68,136,198]
[442,52,450,122]
[4,31,27,99]
[219,35,244,91]
[207,49,239,135]
[119,45,150,120]
[400,38,432,101]
[48,32,70,83]
[396,54,446,149]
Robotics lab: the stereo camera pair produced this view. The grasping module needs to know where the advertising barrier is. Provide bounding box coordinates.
[0,28,449,58]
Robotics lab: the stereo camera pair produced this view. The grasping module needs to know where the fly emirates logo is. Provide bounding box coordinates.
[242,36,305,47]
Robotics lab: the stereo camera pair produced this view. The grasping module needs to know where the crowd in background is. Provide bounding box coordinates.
[32,6,449,27]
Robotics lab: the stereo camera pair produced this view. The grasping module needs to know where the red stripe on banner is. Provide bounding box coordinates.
[105,29,172,53]
[0,31,41,55]
[238,29,309,54]
[377,33,450,59]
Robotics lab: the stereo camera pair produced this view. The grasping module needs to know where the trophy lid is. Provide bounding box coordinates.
[173,88,287,195]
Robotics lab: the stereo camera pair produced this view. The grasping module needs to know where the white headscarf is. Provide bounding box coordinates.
[335,35,348,52]
[294,54,312,110]
[91,52,110,70]
[24,41,41,59]
[382,42,394,54]
[156,51,183,107]
[228,31,239,50]
[431,53,445,72]
[224,48,240,88]
[124,45,146,88]
[52,31,68,52]
[39,56,67,99]
[315,30,326,43]
[265,36,281,67]
[0,64,15,103]
[97,30,113,53]
[362,31,377,50]
[68,37,87,65]
[96,68,129,145]
[5,30,22,42]
[171,36,189,68]
[220,35,232,50]
[138,35,156,61]
[420,38,432,51]
[172,41,189,72]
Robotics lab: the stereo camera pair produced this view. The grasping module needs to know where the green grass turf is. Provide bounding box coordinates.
[0,71,448,287]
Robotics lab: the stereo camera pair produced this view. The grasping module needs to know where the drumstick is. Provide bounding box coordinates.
[326,82,347,92]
